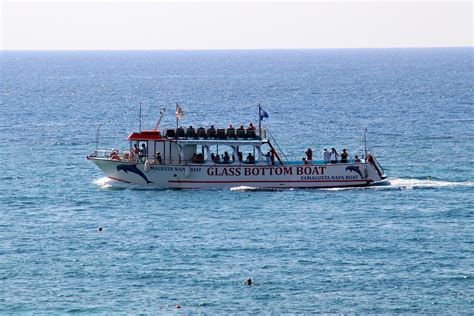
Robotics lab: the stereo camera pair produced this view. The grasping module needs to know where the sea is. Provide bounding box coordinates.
[0,48,473,313]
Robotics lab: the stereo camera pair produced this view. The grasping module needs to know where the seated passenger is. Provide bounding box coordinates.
[207,125,216,138]
[210,153,217,163]
[186,126,196,139]
[354,155,361,163]
[302,157,309,165]
[227,125,236,139]
[191,153,198,163]
[196,153,204,163]
[223,152,230,164]
[176,126,185,138]
[110,151,121,160]
[246,153,255,164]
[197,127,206,139]
[155,152,162,164]
[237,125,246,139]
[248,123,256,130]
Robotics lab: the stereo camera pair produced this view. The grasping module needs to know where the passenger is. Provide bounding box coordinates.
[207,125,216,139]
[305,148,313,161]
[246,153,255,164]
[340,149,348,163]
[303,157,309,165]
[330,148,338,163]
[354,155,361,163]
[237,125,246,139]
[132,144,140,155]
[155,152,162,164]
[196,153,204,163]
[223,152,230,164]
[191,153,198,163]
[215,154,221,163]
[322,148,331,163]
[110,151,121,160]
[249,123,256,130]
[237,150,243,162]
[210,153,217,163]
[139,144,147,161]
[187,125,196,139]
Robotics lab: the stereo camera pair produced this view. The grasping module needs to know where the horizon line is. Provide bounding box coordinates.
[1,46,473,52]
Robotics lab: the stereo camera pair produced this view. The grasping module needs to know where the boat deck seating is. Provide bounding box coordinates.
[164,127,261,140]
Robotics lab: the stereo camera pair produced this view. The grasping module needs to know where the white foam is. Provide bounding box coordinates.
[230,186,258,191]
[387,178,473,190]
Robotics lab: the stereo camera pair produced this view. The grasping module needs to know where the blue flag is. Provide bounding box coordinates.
[259,106,269,120]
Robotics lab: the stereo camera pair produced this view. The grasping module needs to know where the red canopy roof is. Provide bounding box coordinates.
[127,130,163,141]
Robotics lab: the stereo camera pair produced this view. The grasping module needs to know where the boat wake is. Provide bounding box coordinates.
[229,186,259,191]
[93,177,472,191]
[384,177,473,190]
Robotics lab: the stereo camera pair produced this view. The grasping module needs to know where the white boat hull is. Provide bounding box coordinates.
[89,158,385,189]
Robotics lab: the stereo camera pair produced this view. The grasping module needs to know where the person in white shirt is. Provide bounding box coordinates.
[322,148,331,163]
[330,148,339,163]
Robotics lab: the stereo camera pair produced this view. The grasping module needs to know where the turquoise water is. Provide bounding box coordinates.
[1,48,473,313]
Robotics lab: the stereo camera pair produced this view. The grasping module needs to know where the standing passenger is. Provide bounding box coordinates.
[305,148,313,161]
[330,148,338,163]
[322,148,331,163]
[340,149,348,163]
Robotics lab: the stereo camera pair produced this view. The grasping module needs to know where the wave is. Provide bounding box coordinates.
[385,177,473,190]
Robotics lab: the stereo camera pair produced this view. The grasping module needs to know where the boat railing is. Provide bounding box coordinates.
[164,127,266,141]
[285,159,364,165]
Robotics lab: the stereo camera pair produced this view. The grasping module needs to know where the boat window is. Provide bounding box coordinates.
[207,144,234,164]
[236,145,258,164]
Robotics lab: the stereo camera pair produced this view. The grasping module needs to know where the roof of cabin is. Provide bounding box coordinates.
[127,130,163,141]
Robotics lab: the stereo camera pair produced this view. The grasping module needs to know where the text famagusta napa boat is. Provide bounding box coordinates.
[87,105,386,189]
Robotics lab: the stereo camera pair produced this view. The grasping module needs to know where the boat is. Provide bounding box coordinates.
[87,105,386,189]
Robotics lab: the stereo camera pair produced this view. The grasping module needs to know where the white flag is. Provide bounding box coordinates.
[176,104,184,120]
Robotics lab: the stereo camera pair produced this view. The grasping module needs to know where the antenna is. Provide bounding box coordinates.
[96,124,102,151]
[139,102,142,132]
[364,127,368,159]
[154,107,166,131]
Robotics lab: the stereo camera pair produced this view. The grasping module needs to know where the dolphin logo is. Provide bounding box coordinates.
[116,164,153,183]
[345,166,363,178]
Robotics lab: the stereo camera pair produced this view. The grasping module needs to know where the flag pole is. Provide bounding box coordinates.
[176,103,179,138]
[258,103,261,139]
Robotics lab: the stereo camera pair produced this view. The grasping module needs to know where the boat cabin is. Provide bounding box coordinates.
[127,127,276,165]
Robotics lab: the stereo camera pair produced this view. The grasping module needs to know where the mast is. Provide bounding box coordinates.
[154,108,166,131]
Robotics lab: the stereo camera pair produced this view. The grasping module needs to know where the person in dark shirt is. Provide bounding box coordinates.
[341,149,348,163]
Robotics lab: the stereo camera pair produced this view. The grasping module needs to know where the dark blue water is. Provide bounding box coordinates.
[1,48,473,313]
